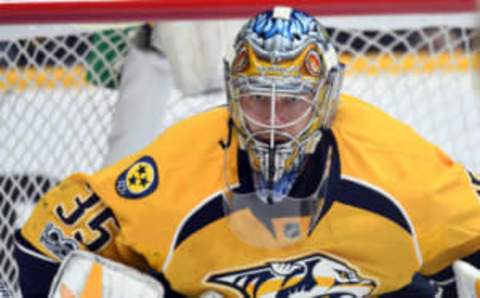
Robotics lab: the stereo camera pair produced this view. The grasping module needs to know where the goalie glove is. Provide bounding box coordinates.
[48,251,165,298]
[453,260,480,298]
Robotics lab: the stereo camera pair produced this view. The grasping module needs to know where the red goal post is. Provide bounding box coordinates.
[0,1,479,298]
[0,0,476,24]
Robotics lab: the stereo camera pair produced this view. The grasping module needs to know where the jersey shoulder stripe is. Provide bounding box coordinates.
[174,193,225,250]
[335,175,413,235]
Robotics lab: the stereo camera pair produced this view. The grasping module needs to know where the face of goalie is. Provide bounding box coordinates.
[223,7,344,247]
[238,93,313,142]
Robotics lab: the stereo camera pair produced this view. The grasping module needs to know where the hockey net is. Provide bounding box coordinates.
[0,1,479,296]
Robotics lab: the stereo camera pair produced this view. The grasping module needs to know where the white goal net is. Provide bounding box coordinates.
[0,8,478,298]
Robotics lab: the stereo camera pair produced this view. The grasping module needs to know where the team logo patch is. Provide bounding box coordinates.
[207,253,376,297]
[116,156,158,199]
[40,223,79,260]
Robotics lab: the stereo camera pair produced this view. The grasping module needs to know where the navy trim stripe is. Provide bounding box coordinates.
[468,171,480,185]
[334,178,413,235]
[174,194,225,249]
[15,231,60,297]
[15,230,46,255]
[308,130,341,234]
[380,273,437,297]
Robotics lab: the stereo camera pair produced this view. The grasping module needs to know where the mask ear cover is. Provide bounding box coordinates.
[322,63,345,128]
[224,59,232,105]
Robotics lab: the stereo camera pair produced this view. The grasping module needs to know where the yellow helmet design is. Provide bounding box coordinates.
[225,7,344,204]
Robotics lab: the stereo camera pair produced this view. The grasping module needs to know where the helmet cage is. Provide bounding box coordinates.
[223,7,344,205]
[225,64,342,204]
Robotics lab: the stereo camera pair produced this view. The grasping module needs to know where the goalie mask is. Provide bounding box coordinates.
[225,7,344,205]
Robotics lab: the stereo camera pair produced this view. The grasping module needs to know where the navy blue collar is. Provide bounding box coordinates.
[235,129,341,199]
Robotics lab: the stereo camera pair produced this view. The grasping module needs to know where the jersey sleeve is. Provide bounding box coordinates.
[16,172,145,297]
[19,173,147,268]
[417,147,480,276]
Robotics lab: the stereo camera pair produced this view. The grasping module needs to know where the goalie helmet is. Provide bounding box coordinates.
[225,6,344,205]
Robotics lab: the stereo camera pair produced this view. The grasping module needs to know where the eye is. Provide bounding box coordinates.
[253,95,268,102]
[284,96,299,103]
[279,96,300,105]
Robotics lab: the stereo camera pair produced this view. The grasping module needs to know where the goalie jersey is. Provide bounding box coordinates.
[17,94,480,297]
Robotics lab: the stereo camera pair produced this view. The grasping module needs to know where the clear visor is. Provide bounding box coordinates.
[233,76,320,143]
[238,93,313,130]
[224,192,324,248]
[222,146,334,248]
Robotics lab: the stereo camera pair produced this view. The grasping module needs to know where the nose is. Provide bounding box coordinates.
[259,100,291,125]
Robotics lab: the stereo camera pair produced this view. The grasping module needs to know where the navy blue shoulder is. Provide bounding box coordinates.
[14,230,59,298]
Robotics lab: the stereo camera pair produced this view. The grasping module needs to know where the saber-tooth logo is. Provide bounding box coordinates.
[207,253,376,297]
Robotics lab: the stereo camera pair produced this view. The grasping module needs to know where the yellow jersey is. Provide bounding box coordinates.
[21,94,480,297]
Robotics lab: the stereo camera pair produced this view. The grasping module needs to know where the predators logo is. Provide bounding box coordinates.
[116,156,158,199]
[207,253,376,297]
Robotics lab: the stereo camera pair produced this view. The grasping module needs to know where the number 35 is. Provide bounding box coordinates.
[55,191,119,251]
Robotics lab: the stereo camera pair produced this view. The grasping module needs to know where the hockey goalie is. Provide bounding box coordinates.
[14,6,480,298]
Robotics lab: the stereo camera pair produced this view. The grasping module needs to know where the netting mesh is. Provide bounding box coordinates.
[0,16,478,297]
[333,25,480,171]
[0,27,132,297]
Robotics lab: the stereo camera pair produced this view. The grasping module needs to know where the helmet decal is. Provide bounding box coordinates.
[305,50,323,76]
[232,45,249,74]
[225,6,344,205]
